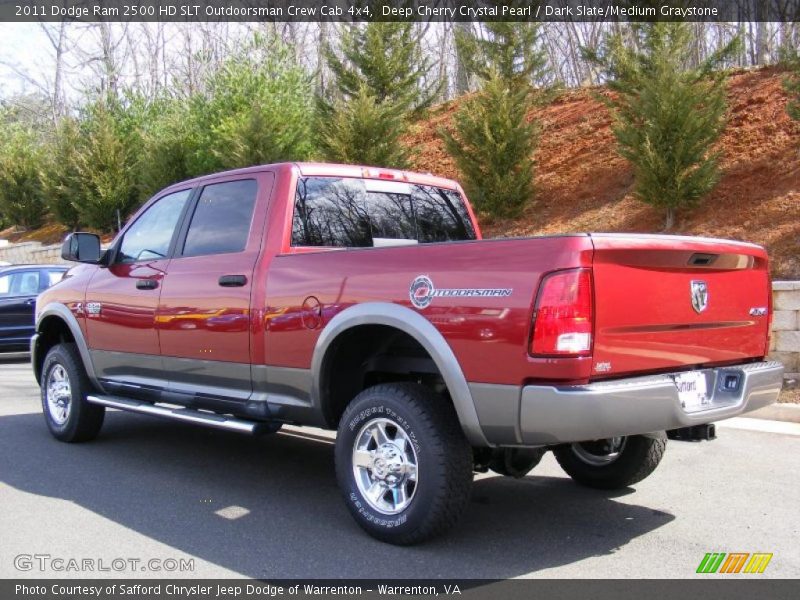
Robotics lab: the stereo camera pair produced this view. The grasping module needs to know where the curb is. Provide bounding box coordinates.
[746,403,800,424]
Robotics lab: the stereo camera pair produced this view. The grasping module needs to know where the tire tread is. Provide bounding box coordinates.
[336,382,473,545]
[553,434,666,490]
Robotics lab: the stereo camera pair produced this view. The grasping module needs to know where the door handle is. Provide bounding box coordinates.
[219,275,247,287]
[136,279,159,290]
[25,298,36,305]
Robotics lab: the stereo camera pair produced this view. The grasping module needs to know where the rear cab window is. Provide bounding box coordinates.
[291,177,476,248]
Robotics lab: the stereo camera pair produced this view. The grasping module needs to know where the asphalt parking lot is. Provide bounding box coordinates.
[1,355,798,579]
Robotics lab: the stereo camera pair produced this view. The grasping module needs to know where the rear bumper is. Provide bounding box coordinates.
[472,361,784,446]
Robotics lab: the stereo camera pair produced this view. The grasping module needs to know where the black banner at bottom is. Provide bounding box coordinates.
[3,580,799,600]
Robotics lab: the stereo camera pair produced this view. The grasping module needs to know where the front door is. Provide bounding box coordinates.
[83,188,193,396]
[156,175,271,407]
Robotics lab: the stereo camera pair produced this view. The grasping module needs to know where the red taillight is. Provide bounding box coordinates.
[530,268,593,356]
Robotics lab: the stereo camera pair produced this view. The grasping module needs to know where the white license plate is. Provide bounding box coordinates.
[675,372,709,411]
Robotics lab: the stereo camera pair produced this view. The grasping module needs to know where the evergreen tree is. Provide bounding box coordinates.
[584,23,739,229]
[317,86,410,167]
[317,22,437,168]
[785,53,800,122]
[442,73,537,218]
[136,97,195,200]
[40,117,83,230]
[136,34,314,198]
[442,19,548,219]
[0,124,47,229]
[323,22,440,114]
[198,35,315,172]
[455,21,550,88]
[70,100,140,232]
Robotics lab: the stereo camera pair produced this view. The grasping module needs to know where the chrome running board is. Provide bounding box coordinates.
[87,394,265,435]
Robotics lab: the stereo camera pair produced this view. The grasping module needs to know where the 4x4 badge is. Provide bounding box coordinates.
[690,280,708,314]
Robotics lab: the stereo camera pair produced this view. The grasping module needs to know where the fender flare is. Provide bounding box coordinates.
[34,302,101,388]
[310,302,489,447]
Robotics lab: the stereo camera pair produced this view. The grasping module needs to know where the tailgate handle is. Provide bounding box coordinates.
[219,275,247,287]
[688,253,718,266]
[136,279,158,290]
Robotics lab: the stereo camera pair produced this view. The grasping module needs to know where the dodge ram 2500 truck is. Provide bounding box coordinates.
[32,162,783,544]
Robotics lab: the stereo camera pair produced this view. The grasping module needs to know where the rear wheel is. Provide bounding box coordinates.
[335,383,473,545]
[41,343,105,442]
[553,433,666,490]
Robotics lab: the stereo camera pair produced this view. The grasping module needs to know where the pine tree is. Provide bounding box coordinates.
[455,22,550,88]
[441,20,548,219]
[584,23,739,230]
[317,22,437,168]
[0,124,47,229]
[317,86,410,168]
[785,53,800,122]
[70,100,140,232]
[442,73,537,218]
[40,117,83,230]
[323,22,440,114]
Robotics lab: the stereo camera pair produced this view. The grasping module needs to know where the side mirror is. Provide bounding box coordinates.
[61,233,102,264]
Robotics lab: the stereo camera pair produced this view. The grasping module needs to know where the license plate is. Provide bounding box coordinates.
[675,371,709,412]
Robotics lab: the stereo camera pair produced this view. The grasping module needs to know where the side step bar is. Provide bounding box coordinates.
[87,395,266,435]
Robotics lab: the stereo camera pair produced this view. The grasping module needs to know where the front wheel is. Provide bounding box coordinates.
[553,433,667,490]
[41,343,105,442]
[335,383,473,545]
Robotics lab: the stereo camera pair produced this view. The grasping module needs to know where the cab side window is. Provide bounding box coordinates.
[181,179,258,257]
[117,190,192,264]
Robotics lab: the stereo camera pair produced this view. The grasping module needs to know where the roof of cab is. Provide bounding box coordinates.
[161,162,460,194]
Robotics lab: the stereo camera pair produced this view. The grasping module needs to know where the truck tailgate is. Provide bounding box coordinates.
[590,234,770,378]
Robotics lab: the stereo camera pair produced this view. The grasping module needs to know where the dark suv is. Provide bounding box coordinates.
[0,265,67,352]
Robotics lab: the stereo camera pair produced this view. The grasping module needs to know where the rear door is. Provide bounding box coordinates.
[156,174,272,407]
[590,234,771,378]
[0,269,40,348]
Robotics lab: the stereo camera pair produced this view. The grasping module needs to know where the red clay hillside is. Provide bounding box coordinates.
[408,66,800,280]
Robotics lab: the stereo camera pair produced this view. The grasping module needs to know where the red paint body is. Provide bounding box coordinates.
[42,163,771,387]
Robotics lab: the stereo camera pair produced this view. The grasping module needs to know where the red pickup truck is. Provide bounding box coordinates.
[32,163,783,544]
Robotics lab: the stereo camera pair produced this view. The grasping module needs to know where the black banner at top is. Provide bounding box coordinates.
[1,0,799,23]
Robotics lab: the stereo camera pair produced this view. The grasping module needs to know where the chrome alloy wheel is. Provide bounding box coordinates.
[571,436,627,466]
[46,364,72,425]
[352,417,418,515]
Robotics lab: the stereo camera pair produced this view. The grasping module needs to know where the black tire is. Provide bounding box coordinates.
[553,433,667,490]
[41,343,105,443]
[335,382,473,545]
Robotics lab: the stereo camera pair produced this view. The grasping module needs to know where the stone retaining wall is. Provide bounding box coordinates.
[770,281,800,378]
[0,241,65,265]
